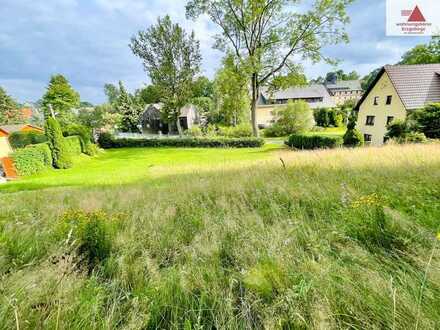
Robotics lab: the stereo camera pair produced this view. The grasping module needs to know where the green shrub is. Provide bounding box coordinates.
[343,115,364,147]
[343,128,364,147]
[264,124,288,137]
[285,134,343,150]
[185,125,203,137]
[63,124,94,153]
[11,143,52,176]
[314,107,346,127]
[45,117,72,169]
[97,132,114,149]
[58,210,113,273]
[64,136,82,155]
[8,131,47,149]
[98,133,264,149]
[386,119,411,139]
[84,143,99,156]
[217,123,253,138]
[390,132,427,144]
[411,103,440,138]
[266,101,315,137]
[334,113,344,127]
[314,108,331,127]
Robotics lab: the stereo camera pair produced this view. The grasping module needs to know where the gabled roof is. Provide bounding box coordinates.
[355,64,440,111]
[260,84,336,108]
[0,124,43,134]
[143,103,197,118]
[325,80,362,91]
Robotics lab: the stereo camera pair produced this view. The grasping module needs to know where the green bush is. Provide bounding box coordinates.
[411,103,440,138]
[285,134,343,150]
[85,143,99,156]
[265,101,315,137]
[390,132,427,144]
[217,124,253,138]
[97,132,114,149]
[185,125,203,137]
[63,124,94,153]
[64,136,82,155]
[314,107,345,127]
[264,124,288,137]
[58,210,113,273]
[8,131,47,149]
[45,117,72,169]
[343,128,364,147]
[11,143,52,176]
[98,133,264,149]
[385,119,411,139]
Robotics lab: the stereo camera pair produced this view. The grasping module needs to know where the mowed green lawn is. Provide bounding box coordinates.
[0,143,283,192]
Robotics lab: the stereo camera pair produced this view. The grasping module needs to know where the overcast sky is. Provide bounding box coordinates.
[0,0,430,104]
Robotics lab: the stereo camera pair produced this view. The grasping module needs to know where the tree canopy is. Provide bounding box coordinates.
[400,38,440,65]
[130,15,202,135]
[41,74,80,126]
[311,69,360,84]
[116,81,142,133]
[187,0,353,136]
[0,86,21,125]
[213,54,249,126]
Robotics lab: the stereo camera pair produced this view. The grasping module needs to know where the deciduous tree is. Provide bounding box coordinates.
[213,54,249,126]
[0,87,21,124]
[187,0,353,136]
[400,38,440,65]
[130,15,202,135]
[42,75,80,126]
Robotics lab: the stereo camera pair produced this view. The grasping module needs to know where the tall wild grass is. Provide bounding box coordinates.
[0,144,439,329]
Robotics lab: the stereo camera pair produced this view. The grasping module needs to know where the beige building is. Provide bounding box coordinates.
[0,128,13,159]
[355,64,440,146]
[0,124,44,158]
[325,80,363,105]
[256,85,335,128]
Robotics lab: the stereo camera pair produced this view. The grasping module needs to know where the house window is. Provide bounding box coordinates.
[373,96,379,105]
[386,95,392,105]
[365,116,375,126]
[364,134,372,144]
[386,116,394,126]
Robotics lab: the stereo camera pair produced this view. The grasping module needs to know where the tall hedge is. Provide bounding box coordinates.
[11,143,52,176]
[285,134,343,150]
[98,132,264,149]
[343,117,364,147]
[64,136,83,156]
[45,117,72,169]
[8,131,47,149]
[63,124,97,155]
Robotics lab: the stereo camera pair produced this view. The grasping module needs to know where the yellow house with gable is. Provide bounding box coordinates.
[355,64,440,146]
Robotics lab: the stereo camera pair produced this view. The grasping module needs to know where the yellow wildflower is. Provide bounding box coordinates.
[437,232,440,241]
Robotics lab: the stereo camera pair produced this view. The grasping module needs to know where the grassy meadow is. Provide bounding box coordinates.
[0,142,440,329]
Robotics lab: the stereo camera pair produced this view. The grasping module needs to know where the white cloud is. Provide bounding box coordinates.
[0,0,431,103]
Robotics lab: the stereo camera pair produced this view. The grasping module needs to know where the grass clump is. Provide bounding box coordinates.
[56,210,114,273]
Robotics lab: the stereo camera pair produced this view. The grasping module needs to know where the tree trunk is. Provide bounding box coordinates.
[176,116,183,137]
[251,73,259,137]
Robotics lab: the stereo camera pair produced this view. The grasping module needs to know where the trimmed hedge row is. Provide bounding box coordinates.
[98,132,264,149]
[285,134,343,150]
[11,143,52,176]
[65,136,83,155]
[8,131,47,149]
